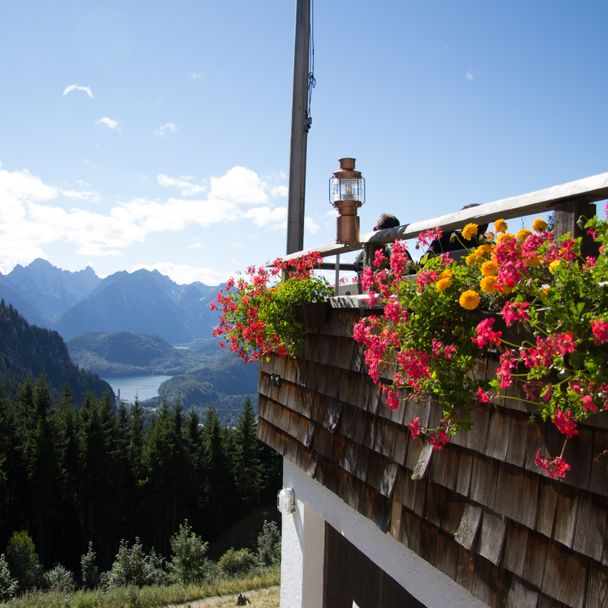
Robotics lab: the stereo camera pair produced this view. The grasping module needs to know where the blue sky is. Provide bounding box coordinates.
[1,1,607,284]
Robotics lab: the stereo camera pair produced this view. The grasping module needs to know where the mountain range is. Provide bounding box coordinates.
[0,259,221,343]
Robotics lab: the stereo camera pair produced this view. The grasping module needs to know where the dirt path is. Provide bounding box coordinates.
[169,585,280,608]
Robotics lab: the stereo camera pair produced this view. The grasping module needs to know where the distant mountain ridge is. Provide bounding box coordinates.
[0,258,100,326]
[0,299,112,402]
[0,259,221,343]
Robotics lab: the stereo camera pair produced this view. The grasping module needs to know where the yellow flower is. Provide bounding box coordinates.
[494,219,508,233]
[525,255,542,268]
[459,290,481,310]
[462,223,478,241]
[436,278,452,292]
[549,260,561,273]
[465,253,477,266]
[499,284,513,295]
[517,228,532,241]
[439,269,453,280]
[532,218,548,232]
[476,244,493,259]
[497,233,515,245]
[481,260,498,276]
[480,276,498,293]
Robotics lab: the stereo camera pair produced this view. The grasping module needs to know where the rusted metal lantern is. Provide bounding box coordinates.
[329,157,365,243]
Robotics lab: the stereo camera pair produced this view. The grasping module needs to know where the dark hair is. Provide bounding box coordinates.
[374,213,400,230]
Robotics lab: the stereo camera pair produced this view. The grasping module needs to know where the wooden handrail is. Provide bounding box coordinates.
[277,171,608,264]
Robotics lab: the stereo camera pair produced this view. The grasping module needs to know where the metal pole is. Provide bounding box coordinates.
[286,0,311,255]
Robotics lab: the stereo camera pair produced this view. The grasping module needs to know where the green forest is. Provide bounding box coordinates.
[0,377,281,581]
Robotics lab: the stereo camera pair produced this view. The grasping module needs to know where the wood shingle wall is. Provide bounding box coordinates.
[257,305,608,607]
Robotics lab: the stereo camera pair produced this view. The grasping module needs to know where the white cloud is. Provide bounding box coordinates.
[63,84,94,98]
[0,164,287,272]
[305,216,320,234]
[130,262,228,285]
[95,116,121,132]
[59,188,101,202]
[271,185,288,198]
[242,206,286,229]
[155,122,177,137]
[465,68,475,81]
[187,241,203,249]
[189,71,203,80]
[157,173,207,197]
[209,166,268,205]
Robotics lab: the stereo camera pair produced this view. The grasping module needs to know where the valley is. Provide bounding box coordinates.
[0,259,257,424]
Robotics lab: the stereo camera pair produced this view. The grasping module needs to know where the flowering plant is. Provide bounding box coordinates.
[212,252,332,362]
[354,212,608,477]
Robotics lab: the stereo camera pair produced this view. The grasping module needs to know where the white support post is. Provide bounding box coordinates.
[279,473,326,607]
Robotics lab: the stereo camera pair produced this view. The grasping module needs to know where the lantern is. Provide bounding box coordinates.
[329,157,365,243]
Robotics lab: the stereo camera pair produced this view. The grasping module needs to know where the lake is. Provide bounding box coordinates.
[103,374,172,403]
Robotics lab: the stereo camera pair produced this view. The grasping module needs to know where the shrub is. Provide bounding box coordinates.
[5,530,43,592]
[102,538,147,588]
[169,520,211,584]
[218,547,257,576]
[0,553,18,600]
[81,541,99,589]
[45,563,75,592]
[142,548,171,586]
[256,520,281,567]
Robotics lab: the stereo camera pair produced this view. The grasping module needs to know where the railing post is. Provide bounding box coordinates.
[553,200,597,257]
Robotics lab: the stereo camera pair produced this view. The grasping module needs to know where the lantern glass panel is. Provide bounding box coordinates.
[330,177,365,204]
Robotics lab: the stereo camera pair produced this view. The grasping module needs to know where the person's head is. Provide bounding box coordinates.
[374,213,400,231]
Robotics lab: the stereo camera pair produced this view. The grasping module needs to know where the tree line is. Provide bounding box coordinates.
[0,377,281,575]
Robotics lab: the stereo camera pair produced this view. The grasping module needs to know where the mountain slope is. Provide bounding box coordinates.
[67,331,195,376]
[0,299,112,402]
[56,269,220,342]
[0,258,100,325]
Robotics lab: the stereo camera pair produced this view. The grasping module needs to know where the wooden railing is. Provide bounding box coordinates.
[279,171,608,292]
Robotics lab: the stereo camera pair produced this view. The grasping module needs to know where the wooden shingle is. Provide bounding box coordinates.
[478,510,506,566]
[540,542,587,608]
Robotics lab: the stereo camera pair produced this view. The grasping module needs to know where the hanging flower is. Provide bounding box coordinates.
[459,290,481,310]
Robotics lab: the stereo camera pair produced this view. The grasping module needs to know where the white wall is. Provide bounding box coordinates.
[281,459,489,608]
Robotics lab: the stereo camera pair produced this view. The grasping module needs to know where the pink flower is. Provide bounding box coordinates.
[535,449,571,479]
[472,317,502,349]
[590,319,608,344]
[553,408,578,438]
[408,417,423,440]
[386,390,400,410]
[416,227,443,248]
[477,387,490,403]
[501,301,530,327]
[581,394,598,413]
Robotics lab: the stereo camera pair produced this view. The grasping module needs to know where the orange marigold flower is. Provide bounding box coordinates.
[549,260,561,274]
[480,276,498,293]
[525,255,542,268]
[532,218,548,232]
[462,223,478,241]
[439,269,453,280]
[517,228,532,241]
[465,253,477,266]
[459,290,481,310]
[436,277,452,292]
[481,260,498,276]
[496,233,515,245]
[494,218,508,233]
